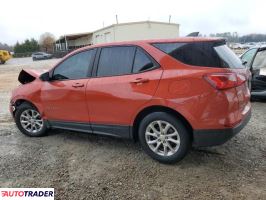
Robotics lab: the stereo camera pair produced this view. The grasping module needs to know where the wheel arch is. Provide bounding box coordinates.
[13,99,39,115]
[132,105,193,142]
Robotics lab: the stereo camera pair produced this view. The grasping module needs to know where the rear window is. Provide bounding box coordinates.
[152,42,244,68]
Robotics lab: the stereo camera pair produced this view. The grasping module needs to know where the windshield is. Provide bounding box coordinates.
[214,45,244,68]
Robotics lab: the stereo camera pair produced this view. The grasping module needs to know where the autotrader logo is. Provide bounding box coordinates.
[0,188,54,199]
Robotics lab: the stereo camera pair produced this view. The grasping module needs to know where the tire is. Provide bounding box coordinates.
[0,60,5,64]
[138,112,191,164]
[15,102,48,137]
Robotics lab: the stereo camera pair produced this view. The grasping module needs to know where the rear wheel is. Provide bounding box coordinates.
[0,60,5,64]
[138,112,191,164]
[15,103,48,137]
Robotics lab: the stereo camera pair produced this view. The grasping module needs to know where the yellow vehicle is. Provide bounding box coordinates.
[0,50,12,64]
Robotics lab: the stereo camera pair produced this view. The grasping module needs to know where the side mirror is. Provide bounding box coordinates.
[40,71,50,81]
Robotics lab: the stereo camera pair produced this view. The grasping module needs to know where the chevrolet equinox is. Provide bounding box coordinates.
[10,37,251,163]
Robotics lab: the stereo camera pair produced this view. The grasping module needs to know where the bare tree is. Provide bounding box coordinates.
[39,32,55,53]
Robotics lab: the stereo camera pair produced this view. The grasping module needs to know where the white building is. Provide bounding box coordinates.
[54,21,179,51]
[55,32,93,51]
[93,21,179,44]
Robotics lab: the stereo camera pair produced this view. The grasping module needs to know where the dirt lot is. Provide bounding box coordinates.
[0,58,265,200]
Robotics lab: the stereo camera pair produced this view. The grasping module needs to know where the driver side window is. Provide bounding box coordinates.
[241,48,257,68]
[253,50,266,70]
[53,49,95,80]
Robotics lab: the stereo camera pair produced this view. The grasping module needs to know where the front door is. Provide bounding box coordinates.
[250,48,266,91]
[41,49,96,122]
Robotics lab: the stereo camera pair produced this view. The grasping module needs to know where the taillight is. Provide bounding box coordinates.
[204,72,247,90]
[236,73,246,85]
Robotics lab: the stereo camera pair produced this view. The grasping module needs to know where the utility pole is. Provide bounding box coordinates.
[116,15,118,24]
[64,35,68,51]
[169,15,171,23]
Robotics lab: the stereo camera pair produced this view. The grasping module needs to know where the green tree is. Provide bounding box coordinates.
[14,38,39,53]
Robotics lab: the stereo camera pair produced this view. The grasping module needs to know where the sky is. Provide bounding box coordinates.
[0,0,265,45]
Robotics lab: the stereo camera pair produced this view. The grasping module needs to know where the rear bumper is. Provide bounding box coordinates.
[193,110,251,147]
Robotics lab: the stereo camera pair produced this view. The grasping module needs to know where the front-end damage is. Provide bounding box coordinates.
[18,69,47,84]
[10,69,47,117]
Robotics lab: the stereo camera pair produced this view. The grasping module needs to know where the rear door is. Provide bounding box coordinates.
[85,46,162,135]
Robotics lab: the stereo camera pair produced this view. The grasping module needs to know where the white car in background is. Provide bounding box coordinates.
[32,52,53,61]
[231,43,244,49]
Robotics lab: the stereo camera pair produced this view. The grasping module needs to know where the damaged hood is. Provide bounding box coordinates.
[18,69,48,84]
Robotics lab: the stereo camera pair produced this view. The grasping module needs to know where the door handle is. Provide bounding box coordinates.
[130,78,149,84]
[72,83,84,88]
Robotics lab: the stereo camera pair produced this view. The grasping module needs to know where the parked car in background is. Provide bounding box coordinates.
[230,42,259,50]
[231,43,244,49]
[0,50,12,64]
[241,46,266,99]
[32,52,53,61]
[10,37,251,163]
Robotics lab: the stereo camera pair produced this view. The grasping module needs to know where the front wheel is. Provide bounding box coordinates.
[15,103,48,137]
[138,112,191,164]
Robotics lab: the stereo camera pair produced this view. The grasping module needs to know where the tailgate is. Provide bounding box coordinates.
[233,69,251,117]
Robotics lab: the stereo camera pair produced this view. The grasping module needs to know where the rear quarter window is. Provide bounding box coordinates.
[133,48,156,73]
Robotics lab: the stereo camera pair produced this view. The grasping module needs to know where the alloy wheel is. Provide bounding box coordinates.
[145,120,180,156]
[20,109,43,134]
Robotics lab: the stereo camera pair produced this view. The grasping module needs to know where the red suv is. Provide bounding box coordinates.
[10,37,251,163]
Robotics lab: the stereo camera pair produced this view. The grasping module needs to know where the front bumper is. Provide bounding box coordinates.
[193,110,251,147]
[9,101,16,118]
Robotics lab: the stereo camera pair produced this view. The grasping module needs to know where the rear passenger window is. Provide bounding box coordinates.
[133,48,155,73]
[153,42,222,68]
[97,46,135,77]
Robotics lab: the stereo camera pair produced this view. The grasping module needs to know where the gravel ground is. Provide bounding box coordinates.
[0,58,265,200]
